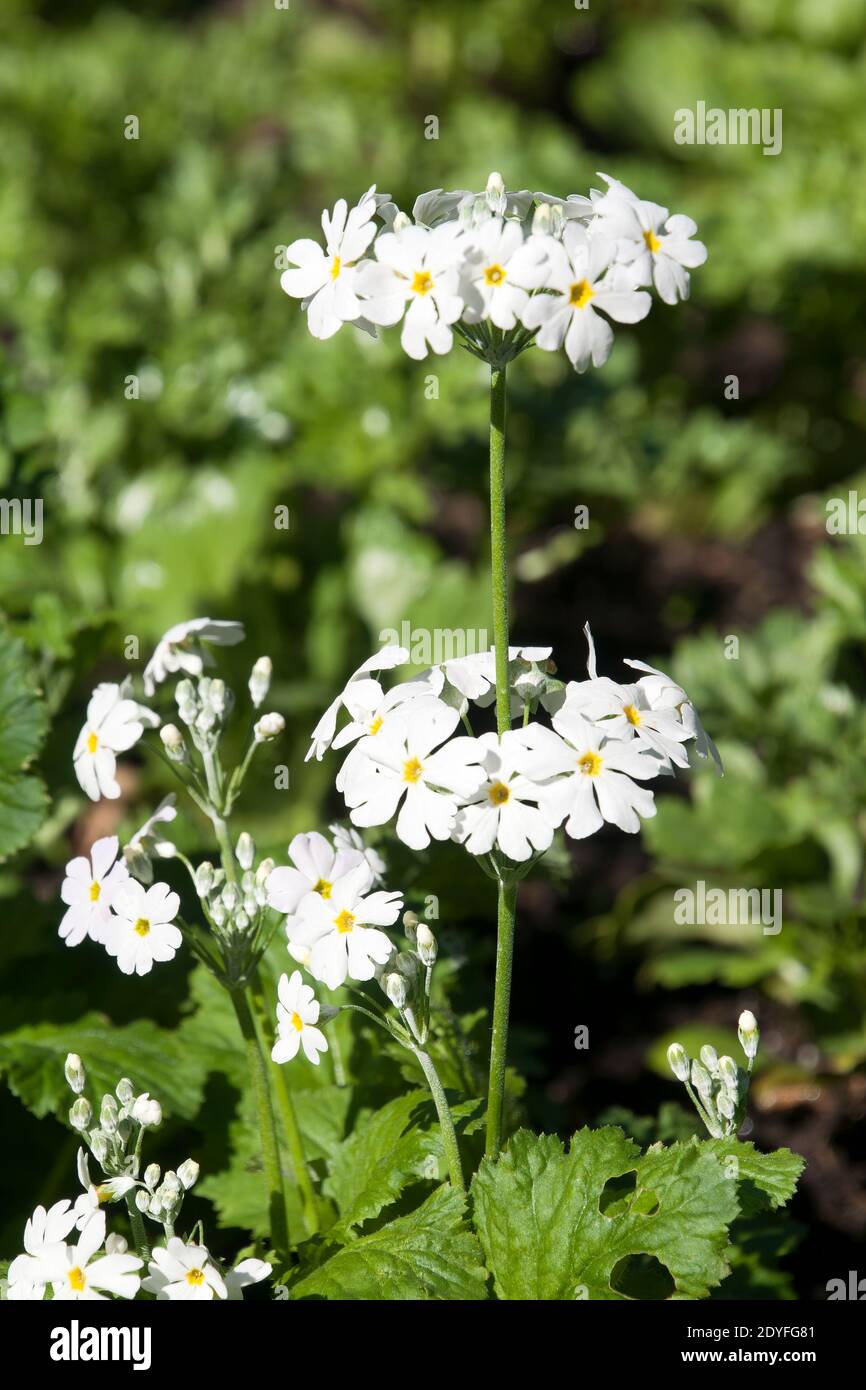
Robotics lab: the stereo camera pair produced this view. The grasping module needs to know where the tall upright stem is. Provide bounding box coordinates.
[485,362,518,1158]
[230,987,291,1254]
[414,1047,465,1194]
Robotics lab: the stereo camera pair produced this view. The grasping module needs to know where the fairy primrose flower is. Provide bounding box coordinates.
[307,644,410,761]
[522,710,658,838]
[460,217,549,330]
[288,860,401,989]
[521,222,651,373]
[266,829,367,917]
[343,699,486,851]
[562,676,692,771]
[622,656,723,773]
[36,1210,142,1302]
[279,185,386,340]
[123,794,178,882]
[142,1237,227,1301]
[7,1199,80,1300]
[590,173,708,305]
[272,970,329,1065]
[143,617,246,696]
[73,682,157,801]
[356,221,469,359]
[59,836,129,948]
[103,879,182,977]
[453,729,553,863]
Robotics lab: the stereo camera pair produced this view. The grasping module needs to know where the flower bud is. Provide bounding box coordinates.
[100,1094,119,1134]
[89,1130,109,1163]
[384,972,408,1010]
[392,210,412,233]
[416,923,437,966]
[249,656,272,709]
[210,899,227,928]
[135,1189,151,1214]
[105,1233,129,1256]
[115,1077,135,1107]
[69,1098,92,1132]
[254,712,285,742]
[666,1042,689,1082]
[690,1060,713,1101]
[144,1163,161,1190]
[208,679,229,717]
[195,861,215,897]
[65,1053,86,1095]
[177,1158,200,1190]
[160,723,186,760]
[699,1045,719,1076]
[236,832,255,872]
[160,1171,182,1202]
[486,170,505,206]
[532,202,553,235]
[402,910,419,941]
[132,1094,162,1128]
[717,1089,735,1121]
[154,839,176,859]
[222,883,239,912]
[738,1009,760,1061]
[718,1055,739,1091]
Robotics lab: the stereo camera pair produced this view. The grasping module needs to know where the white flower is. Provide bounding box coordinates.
[123,794,178,882]
[522,710,659,838]
[7,1200,79,1300]
[289,861,400,990]
[460,218,549,330]
[132,1093,163,1128]
[103,879,182,976]
[280,186,382,340]
[143,618,245,696]
[307,644,410,762]
[591,172,708,305]
[266,830,365,917]
[344,700,485,851]
[562,677,692,770]
[224,1257,272,1300]
[622,657,723,772]
[453,730,554,863]
[36,1210,142,1301]
[73,682,157,801]
[521,222,651,372]
[272,970,329,1065]
[357,222,468,359]
[329,822,387,884]
[333,671,439,795]
[58,835,129,948]
[141,1237,227,1301]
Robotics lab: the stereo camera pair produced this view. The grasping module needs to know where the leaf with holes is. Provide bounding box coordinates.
[471,1127,740,1300]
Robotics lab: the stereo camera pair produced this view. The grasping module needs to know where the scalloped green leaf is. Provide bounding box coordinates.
[0,625,48,858]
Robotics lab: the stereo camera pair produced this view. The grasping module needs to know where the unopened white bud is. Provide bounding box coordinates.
[717,1089,735,1121]
[486,170,505,201]
[718,1055,739,1091]
[160,723,186,760]
[65,1053,86,1095]
[532,203,553,235]
[666,1043,689,1082]
[105,1232,129,1256]
[248,656,272,709]
[402,910,419,941]
[195,861,215,896]
[210,900,227,928]
[416,923,437,966]
[222,883,239,912]
[116,1077,135,1107]
[160,1171,182,1201]
[392,210,412,233]
[254,712,285,742]
[132,1094,162,1128]
[69,1098,92,1132]
[738,1010,760,1061]
[177,1158,199,1190]
[154,839,176,859]
[100,1095,119,1134]
[236,832,255,871]
[699,1045,719,1076]
[691,1060,713,1101]
[135,1189,151,1214]
[385,972,408,1010]
[89,1130,109,1163]
[144,1163,161,1190]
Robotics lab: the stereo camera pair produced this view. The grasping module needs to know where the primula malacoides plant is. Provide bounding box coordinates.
[28,172,804,1303]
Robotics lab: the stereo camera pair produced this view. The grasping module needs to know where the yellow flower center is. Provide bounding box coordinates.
[89,880,101,902]
[313,878,332,899]
[411,270,434,296]
[86,732,99,754]
[330,255,341,280]
[483,263,506,286]
[487,780,511,806]
[403,757,423,783]
[185,1268,206,1286]
[335,909,356,934]
[95,1184,111,1203]
[643,229,661,253]
[368,716,384,735]
[623,704,642,727]
[68,1266,86,1292]
[290,1011,304,1032]
[134,918,151,937]
[568,279,595,309]
[578,751,603,777]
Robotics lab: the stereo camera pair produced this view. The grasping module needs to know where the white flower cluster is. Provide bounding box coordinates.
[59,832,182,976]
[279,172,706,370]
[7,1056,270,1301]
[667,1011,760,1139]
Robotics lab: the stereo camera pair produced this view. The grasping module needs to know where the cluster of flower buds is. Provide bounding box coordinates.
[135,1156,199,1227]
[379,911,439,1047]
[667,1011,760,1139]
[174,675,235,747]
[65,1055,162,1178]
[196,839,274,938]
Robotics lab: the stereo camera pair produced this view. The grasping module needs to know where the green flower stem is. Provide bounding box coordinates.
[125,1192,150,1263]
[485,878,518,1157]
[251,971,320,1237]
[413,1046,466,1194]
[230,985,291,1253]
[485,362,518,1158]
[489,364,511,738]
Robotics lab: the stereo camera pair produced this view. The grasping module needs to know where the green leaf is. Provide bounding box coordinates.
[0,627,48,858]
[705,1140,804,1215]
[324,1090,439,1240]
[471,1127,740,1301]
[0,1014,209,1120]
[290,1188,487,1301]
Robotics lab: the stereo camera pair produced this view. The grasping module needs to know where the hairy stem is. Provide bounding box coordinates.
[125,1192,150,1263]
[485,878,518,1157]
[230,986,291,1254]
[414,1047,466,1194]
